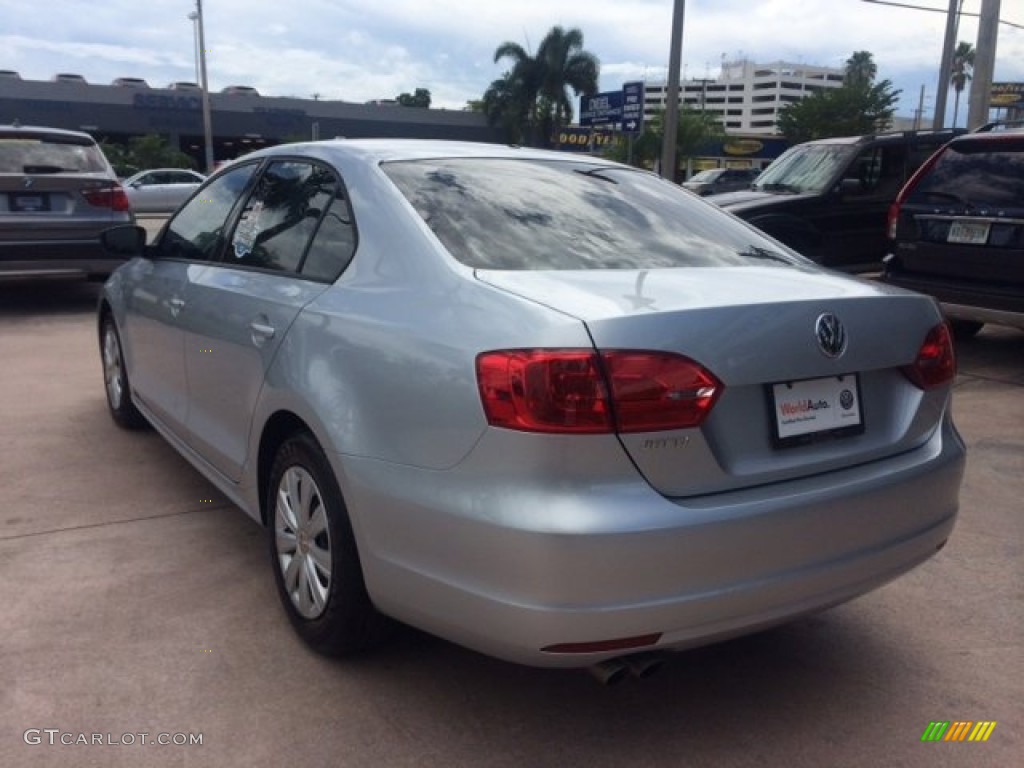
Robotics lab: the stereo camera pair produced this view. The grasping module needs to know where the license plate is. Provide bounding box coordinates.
[11,193,48,212]
[770,374,863,446]
[947,219,989,245]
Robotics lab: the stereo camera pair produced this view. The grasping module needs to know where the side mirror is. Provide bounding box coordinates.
[101,225,148,257]
[838,178,862,195]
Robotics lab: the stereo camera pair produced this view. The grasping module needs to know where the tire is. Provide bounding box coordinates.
[949,319,984,339]
[267,432,389,656]
[100,316,148,429]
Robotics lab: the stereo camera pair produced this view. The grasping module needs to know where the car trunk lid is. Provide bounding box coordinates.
[477,265,948,498]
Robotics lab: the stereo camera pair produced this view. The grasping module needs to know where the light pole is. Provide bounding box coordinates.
[187,11,200,85]
[660,0,685,182]
[194,0,215,173]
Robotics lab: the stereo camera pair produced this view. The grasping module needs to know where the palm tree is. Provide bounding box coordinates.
[844,51,877,89]
[493,26,599,147]
[950,41,975,128]
[536,26,599,135]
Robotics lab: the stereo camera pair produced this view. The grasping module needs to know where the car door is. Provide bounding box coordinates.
[120,163,258,435]
[816,144,908,272]
[181,159,346,482]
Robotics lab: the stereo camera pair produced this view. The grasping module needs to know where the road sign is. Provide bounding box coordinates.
[622,81,645,135]
[579,90,623,128]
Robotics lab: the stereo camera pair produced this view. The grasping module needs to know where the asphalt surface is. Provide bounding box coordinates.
[0,278,1021,768]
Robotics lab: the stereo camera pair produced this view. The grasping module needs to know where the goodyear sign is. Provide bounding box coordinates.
[991,82,1024,109]
[554,128,615,153]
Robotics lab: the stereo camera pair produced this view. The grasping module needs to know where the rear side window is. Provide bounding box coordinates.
[382,158,805,270]
[908,139,1024,208]
[0,135,109,173]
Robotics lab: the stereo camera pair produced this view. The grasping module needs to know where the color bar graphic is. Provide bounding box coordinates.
[921,721,996,742]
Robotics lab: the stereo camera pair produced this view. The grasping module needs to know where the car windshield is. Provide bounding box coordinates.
[753,143,856,194]
[907,139,1024,208]
[0,136,109,173]
[382,158,807,270]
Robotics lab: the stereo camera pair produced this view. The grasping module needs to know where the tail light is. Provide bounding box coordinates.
[902,323,956,390]
[82,184,131,212]
[476,349,723,434]
[888,145,946,239]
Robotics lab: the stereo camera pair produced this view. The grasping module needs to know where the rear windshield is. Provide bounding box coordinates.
[907,138,1024,208]
[0,135,109,173]
[381,158,806,270]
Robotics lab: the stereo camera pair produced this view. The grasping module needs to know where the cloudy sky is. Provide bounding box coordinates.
[1,0,1022,124]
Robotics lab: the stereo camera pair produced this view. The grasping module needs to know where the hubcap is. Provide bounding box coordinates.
[274,466,332,619]
[102,326,123,408]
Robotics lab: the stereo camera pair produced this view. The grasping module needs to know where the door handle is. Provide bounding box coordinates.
[168,297,185,318]
[249,321,276,346]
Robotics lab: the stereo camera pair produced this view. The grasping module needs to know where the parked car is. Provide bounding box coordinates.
[97,139,964,678]
[51,73,88,84]
[112,77,149,88]
[882,124,1024,335]
[123,168,205,213]
[708,129,963,273]
[1,124,133,280]
[682,167,760,196]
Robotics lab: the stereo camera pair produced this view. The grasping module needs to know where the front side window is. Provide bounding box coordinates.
[229,161,338,274]
[155,163,258,262]
[383,158,807,271]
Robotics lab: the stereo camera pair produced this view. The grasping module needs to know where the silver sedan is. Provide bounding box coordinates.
[122,168,205,213]
[97,140,965,679]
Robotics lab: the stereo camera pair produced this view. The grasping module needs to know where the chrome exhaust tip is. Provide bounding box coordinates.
[624,652,668,679]
[588,658,630,686]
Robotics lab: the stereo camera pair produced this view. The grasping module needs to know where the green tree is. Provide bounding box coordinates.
[396,88,431,108]
[778,52,899,142]
[491,25,599,147]
[100,134,194,177]
[950,41,974,128]
[603,108,723,179]
[844,51,878,89]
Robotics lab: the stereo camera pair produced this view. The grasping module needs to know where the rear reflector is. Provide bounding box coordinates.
[476,349,722,434]
[902,323,956,390]
[542,633,662,654]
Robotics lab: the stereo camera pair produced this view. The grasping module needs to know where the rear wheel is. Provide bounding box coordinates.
[100,316,147,429]
[267,433,389,655]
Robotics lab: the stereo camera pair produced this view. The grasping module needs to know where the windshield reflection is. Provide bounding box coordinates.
[753,144,855,194]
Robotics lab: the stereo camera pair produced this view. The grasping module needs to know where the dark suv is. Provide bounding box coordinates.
[708,129,963,273]
[881,125,1024,335]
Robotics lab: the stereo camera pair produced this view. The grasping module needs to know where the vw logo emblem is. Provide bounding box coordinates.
[815,313,847,358]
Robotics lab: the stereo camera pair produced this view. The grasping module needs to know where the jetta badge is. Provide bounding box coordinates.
[815,313,847,358]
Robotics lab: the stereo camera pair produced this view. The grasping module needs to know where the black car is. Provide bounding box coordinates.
[709,129,963,273]
[881,125,1024,336]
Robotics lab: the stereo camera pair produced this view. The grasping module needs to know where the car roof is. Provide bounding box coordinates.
[246,138,631,167]
[0,124,97,142]
[801,129,964,147]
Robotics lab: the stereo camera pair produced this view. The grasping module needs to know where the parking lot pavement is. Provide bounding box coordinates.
[1,282,1021,768]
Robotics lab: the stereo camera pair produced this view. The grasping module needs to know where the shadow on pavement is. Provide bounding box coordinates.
[0,280,103,319]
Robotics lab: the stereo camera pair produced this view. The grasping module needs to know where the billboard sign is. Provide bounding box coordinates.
[579,91,623,128]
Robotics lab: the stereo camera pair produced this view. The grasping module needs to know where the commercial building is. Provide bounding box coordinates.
[643,59,846,135]
[0,77,500,169]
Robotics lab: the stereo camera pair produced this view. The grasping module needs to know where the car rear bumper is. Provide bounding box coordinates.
[882,272,1024,329]
[0,241,128,279]
[337,416,965,667]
